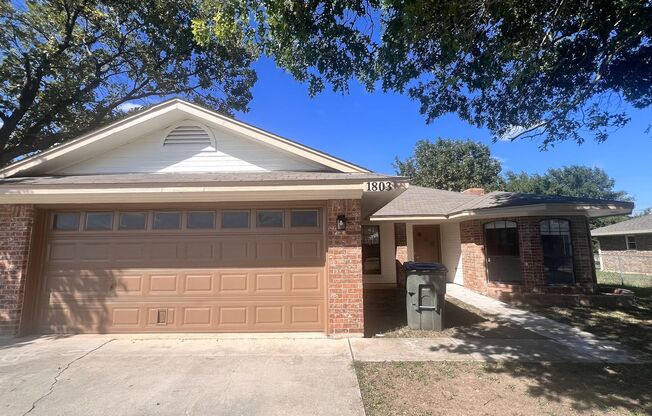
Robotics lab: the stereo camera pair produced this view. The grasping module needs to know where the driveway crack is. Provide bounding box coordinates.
[22,338,115,415]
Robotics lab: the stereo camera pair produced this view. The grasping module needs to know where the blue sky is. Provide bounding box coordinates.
[224,58,652,213]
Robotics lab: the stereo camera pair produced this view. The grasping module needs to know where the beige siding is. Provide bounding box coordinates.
[56,124,324,175]
[440,222,464,284]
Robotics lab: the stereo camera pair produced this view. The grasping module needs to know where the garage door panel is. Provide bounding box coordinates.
[39,207,326,333]
[41,301,324,333]
[218,273,249,293]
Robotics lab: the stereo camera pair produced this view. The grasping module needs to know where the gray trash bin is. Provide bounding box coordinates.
[404,262,448,331]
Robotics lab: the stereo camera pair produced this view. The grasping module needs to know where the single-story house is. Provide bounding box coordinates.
[592,214,652,275]
[0,99,633,337]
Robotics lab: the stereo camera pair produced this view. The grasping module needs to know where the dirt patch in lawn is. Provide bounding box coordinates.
[355,361,652,416]
[365,289,542,340]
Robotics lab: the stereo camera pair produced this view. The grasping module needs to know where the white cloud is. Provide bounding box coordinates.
[116,102,143,112]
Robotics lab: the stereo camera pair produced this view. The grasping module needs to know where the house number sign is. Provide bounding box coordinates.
[365,181,401,192]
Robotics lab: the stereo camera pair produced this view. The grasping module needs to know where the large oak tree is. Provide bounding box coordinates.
[0,0,256,166]
[195,0,651,147]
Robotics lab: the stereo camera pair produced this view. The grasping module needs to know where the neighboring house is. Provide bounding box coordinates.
[0,99,633,337]
[592,215,652,275]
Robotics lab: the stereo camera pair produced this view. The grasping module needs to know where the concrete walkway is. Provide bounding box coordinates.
[445,283,649,364]
[350,336,604,362]
[0,334,365,416]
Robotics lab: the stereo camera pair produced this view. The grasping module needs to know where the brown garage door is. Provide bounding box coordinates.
[36,207,326,333]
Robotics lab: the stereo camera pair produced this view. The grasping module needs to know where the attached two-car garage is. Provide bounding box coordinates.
[34,205,326,334]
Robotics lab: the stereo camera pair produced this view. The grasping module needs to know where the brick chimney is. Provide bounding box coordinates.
[462,187,485,196]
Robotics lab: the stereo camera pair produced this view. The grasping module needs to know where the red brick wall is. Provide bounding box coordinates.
[0,205,36,335]
[460,216,596,296]
[326,199,364,336]
[394,223,408,286]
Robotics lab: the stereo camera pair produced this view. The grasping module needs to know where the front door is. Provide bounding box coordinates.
[413,225,441,263]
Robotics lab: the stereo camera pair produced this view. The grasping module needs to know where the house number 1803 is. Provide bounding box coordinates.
[365,181,395,192]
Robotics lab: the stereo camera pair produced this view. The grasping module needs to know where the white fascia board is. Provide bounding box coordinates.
[448,203,631,219]
[0,184,363,204]
[369,215,448,222]
[593,229,652,237]
[369,203,632,223]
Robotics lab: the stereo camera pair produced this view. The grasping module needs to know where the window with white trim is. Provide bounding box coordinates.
[626,235,637,250]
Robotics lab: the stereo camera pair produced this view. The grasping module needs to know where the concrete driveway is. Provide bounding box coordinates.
[0,334,365,416]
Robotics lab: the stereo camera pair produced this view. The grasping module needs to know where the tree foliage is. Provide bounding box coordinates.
[195,0,651,147]
[504,165,632,227]
[394,138,504,191]
[0,0,256,166]
[503,166,630,201]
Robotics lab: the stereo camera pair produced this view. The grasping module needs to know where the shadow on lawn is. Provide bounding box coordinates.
[364,288,542,339]
[522,286,652,356]
[363,288,488,337]
[485,361,652,414]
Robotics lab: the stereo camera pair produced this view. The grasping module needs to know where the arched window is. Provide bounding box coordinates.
[540,219,575,285]
[484,221,522,282]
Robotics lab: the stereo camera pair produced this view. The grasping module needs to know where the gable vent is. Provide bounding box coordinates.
[164,125,212,146]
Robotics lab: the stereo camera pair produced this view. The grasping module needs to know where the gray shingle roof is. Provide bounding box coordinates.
[592,214,652,236]
[0,172,400,188]
[371,187,633,218]
[371,186,478,218]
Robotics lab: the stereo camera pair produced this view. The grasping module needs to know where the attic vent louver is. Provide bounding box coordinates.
[164,125,212,146]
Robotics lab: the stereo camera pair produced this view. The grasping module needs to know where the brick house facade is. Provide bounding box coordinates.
[0,99,633,337]
[597,234,652,275]
[0,205,36,335]
[460,216,596,298]
[326,199,364,336]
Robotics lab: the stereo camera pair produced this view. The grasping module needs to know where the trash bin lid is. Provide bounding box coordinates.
[403,262,448,272]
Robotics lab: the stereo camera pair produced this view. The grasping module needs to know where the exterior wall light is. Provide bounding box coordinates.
[336,215,347,231]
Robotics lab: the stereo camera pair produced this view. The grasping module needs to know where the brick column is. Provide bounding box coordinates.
[0,205,36,336]
[394,223,408,287]
[570,216,596,287]
[460,220,488,293]
[517,218,546,289]
[326,199,363,336]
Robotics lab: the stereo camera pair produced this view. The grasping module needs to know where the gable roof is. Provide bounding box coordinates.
[0,98,370,178]
[370,186,634,220]
[592,214,652,236]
